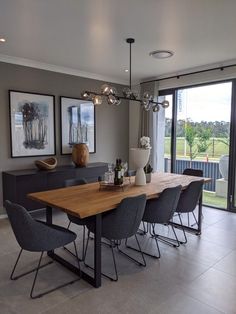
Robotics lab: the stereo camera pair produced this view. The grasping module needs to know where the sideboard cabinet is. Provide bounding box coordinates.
[2,162,107,211]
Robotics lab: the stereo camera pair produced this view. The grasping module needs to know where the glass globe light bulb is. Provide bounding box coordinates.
[109,86,117,96]
[81,91,90,99]
[101,84,111,95]
[153,104,160,112]
[93,95,102,105]
[107,94,117,105]
[115,97,121,106]
[162,100,169,108]
[123,87,132,98]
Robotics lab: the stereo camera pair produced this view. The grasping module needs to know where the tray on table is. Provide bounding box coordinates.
[99,178,131,191]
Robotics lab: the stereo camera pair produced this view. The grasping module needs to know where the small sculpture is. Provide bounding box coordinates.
[35,157,57,170]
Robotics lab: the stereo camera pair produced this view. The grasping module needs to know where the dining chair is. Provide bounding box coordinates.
[5,200,80,299]
[175,180,204,243]
[84,194,147,281]
[64,178,91,261]
[127,186,182,258]
[182,168,203,226]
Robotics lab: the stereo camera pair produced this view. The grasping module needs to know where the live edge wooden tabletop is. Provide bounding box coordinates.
[28,172,211,219]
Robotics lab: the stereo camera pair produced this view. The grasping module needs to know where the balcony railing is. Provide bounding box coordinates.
[164,158,221,192]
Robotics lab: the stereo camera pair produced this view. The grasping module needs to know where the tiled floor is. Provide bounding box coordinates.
[0,207,236,314]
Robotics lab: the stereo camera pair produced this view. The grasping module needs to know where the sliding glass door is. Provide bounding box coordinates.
[160,80,234,210]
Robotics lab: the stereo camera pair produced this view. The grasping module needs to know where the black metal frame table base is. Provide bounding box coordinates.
[46,206,102,288]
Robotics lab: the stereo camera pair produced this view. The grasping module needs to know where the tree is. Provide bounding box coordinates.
[185,121,198,161]
[197,127,212,153]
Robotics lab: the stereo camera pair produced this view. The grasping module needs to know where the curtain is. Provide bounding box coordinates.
[139,82,159,171]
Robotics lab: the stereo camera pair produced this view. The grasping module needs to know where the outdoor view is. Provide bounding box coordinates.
[164,82,232,208]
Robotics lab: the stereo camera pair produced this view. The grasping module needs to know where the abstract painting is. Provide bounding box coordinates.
[9,91,55,157]
[60,97,95,154]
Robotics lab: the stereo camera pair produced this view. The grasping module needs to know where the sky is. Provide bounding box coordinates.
[165,82,232,122]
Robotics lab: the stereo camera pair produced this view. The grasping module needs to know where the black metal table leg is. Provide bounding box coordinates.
[46,206,102,288]
[94,214,102,288]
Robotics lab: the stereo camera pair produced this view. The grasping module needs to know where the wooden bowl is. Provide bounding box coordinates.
[35,157,57,170]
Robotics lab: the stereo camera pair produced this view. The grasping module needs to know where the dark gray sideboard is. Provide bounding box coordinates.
[2,162,108,211]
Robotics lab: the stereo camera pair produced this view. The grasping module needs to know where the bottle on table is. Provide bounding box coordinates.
[114,159,123,185]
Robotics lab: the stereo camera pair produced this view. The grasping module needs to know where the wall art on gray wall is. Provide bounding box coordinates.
[60,96,95,154]
[9,90,55,157]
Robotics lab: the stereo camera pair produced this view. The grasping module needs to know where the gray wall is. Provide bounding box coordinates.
[0,62,129,214]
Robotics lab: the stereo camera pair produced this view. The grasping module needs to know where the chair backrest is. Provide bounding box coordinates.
[143,185,182,224]
[5,200,38,250]
[101,194,146,240]
[183,168,203,177]
[176,180,204,213]
[64,178,87,187]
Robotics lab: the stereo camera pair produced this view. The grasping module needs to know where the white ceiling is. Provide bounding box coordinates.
[1,0,236,85]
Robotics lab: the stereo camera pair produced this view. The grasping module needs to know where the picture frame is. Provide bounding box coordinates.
[9,90,56,158]
[60,96,96,155]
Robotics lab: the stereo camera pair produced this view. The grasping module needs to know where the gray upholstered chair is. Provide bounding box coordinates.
[128,185,182,258]
[182,168,203,226]
[5,200,80,299]
[176,180,204,243]
[84,194,147,281]
[65,178,90,261]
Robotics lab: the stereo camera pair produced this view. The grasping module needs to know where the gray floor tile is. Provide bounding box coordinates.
[183,268,236,314]
[150,291,224,314]
[213,250,236,277]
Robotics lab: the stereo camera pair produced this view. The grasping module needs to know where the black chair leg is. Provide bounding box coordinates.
[178,214,188,244]
[30,247,80,299]
[64,225,86,262]
[191,211,198,227]
[151,223,181,247]
[84,235,118,281]
[117,236,146,266]
[126,232,160,259]
[10,249,53,281]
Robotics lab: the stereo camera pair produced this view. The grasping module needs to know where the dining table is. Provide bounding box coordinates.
[28,172,211,288]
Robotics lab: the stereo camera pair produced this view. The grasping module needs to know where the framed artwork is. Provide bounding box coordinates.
[60,96,96,154]
[9,90,56,158]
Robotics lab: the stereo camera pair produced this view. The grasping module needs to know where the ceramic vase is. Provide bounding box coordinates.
[72,143,89,167]
[130,148,150,185]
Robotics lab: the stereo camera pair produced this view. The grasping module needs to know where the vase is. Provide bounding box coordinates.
[130,148,150,185]
[219,155,229,180]
[72,143,89,167]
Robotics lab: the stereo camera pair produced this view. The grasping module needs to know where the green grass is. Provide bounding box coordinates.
[165,137,229,160]
[203,191,227,208]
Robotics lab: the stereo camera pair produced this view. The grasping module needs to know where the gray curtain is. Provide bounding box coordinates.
[139,82,160,170]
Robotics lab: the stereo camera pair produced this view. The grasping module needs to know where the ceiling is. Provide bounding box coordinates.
[1,0,236,85]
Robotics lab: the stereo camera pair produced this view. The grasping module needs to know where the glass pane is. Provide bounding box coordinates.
[175,82,232,209]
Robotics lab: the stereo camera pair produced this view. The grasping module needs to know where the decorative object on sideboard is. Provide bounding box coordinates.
[81,38,169,112]
[144,164,153,183]
[35,157,57,170]
[72,143,89,167]
[60,97,95,154]
[9,90,56,158]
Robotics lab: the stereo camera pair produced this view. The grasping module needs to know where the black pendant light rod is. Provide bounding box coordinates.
[126,38,135,90]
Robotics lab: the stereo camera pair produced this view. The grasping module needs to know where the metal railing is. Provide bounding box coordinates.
[164,158,221,191]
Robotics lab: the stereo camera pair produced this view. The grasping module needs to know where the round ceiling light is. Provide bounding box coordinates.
[149,50,174,59]
[0,38,6,43]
